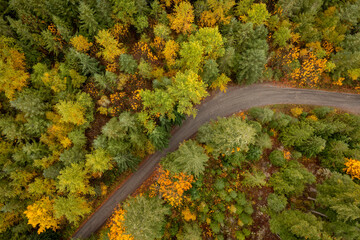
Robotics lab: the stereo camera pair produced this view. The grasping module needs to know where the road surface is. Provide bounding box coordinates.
[72,84,360,239]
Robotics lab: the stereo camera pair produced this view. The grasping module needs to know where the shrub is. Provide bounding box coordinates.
[269,150,286,167]
[267,193,287,213]
[312,107,333,119]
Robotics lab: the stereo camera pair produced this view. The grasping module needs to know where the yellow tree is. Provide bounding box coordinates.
[24,197,60,234]
[55,100,86,126]
[168,2,194,34]
[163,40,179,67]
[96,29,125,63]
[70,35,93,52]
[199,0,235,27]
[0,37,29,100]
[107,208,134,240]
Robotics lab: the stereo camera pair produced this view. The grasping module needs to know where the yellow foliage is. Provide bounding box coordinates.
[290,107,303,117]
[107,208,134,240]
[160,0,184,7]
[70,35,93,52]
[96,30,126,63]
[182,208,196,221]
[333,77,344,86]
[60,137,72,149]
[306,115,318,121]
[344,158,360,180]
[0,39,29,100]
[210,73,231,92]
[348,68,360,81]
[41,64,67,93]
[149,166,194,207]
[199,0,235,27]
[24,197,59,234]
[163,40,179,67]
[283,150,291,160]
[168,2,194,34]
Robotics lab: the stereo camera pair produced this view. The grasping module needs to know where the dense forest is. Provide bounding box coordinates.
[0,0,359,239]
[103,106,360,240]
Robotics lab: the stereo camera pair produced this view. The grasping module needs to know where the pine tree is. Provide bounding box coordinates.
[79,1,99,37]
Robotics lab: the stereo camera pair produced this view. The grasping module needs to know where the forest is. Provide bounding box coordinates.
[0,0,359,239]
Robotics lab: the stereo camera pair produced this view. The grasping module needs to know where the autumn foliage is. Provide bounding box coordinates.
[149,166,194,207]
[344,158,360,180]
[107,208,134,240]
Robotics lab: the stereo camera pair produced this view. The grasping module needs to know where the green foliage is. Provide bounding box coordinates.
[270,210,328,240]
[269,150,286,167]
[53,195,91,224]
[297,136,326,157]
[119,54,138,74]
[201,59,219,85]
[241,170,266,187]
[57,163,93,195]
[245,3,271,26]
[178,40,204,72]
[280,122,314,147]
[273,26,292,47]
[317,172,360,223]
[123,196,170,240]
[149,126,170,150]
[79,2,99,36]
[312,107,333,119]
[269,160,316,197]
[94,71,118,91]
[85,148,113,175]
[177,223,202,240]
[267,193,287,213]
[138,59,152,79]
[162,140,209,177]
[248,107,274,124]
[197,116,256,157]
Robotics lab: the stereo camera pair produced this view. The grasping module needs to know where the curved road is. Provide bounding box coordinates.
[72,84,360,239]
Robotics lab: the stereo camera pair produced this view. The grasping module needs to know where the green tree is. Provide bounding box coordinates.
[178,41,204,72]
[201,59,219,85]
[269,161,315,197]
[280,122,314,147]
[119,54,138,74]
[197,116,256,156]
[123,196,170,240]
[189,27,225,60]
[273,26,292,47]
[270,210,329,240]
[79,2,99,36]
[297,136,326,157]
[269,150,286,167]
[53,195,91,223]
[85,148,113,175]
[94,71,117,91]
[244,3,270,26]
[55,100,86,126]
[57,163,93,195]
[235,48,267,84]
[168,70,208,117]
[162,140,209,177]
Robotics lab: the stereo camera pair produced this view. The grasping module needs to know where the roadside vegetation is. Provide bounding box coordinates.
[0,0,359,239]
[101,106,360,240]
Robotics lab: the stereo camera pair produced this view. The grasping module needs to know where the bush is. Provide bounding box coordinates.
[312,107,333,119]
[269,150,286,167]
[267,193,287,213]
[246,145,262,162]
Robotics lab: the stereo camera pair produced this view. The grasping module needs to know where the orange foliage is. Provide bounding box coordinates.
[182,208,196,221]
[70,35,93,52]
[149,166,194,207]
[110,23,129,42]
[107,208,134,240]
[344,158,360,180]
[133,41,158,64]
